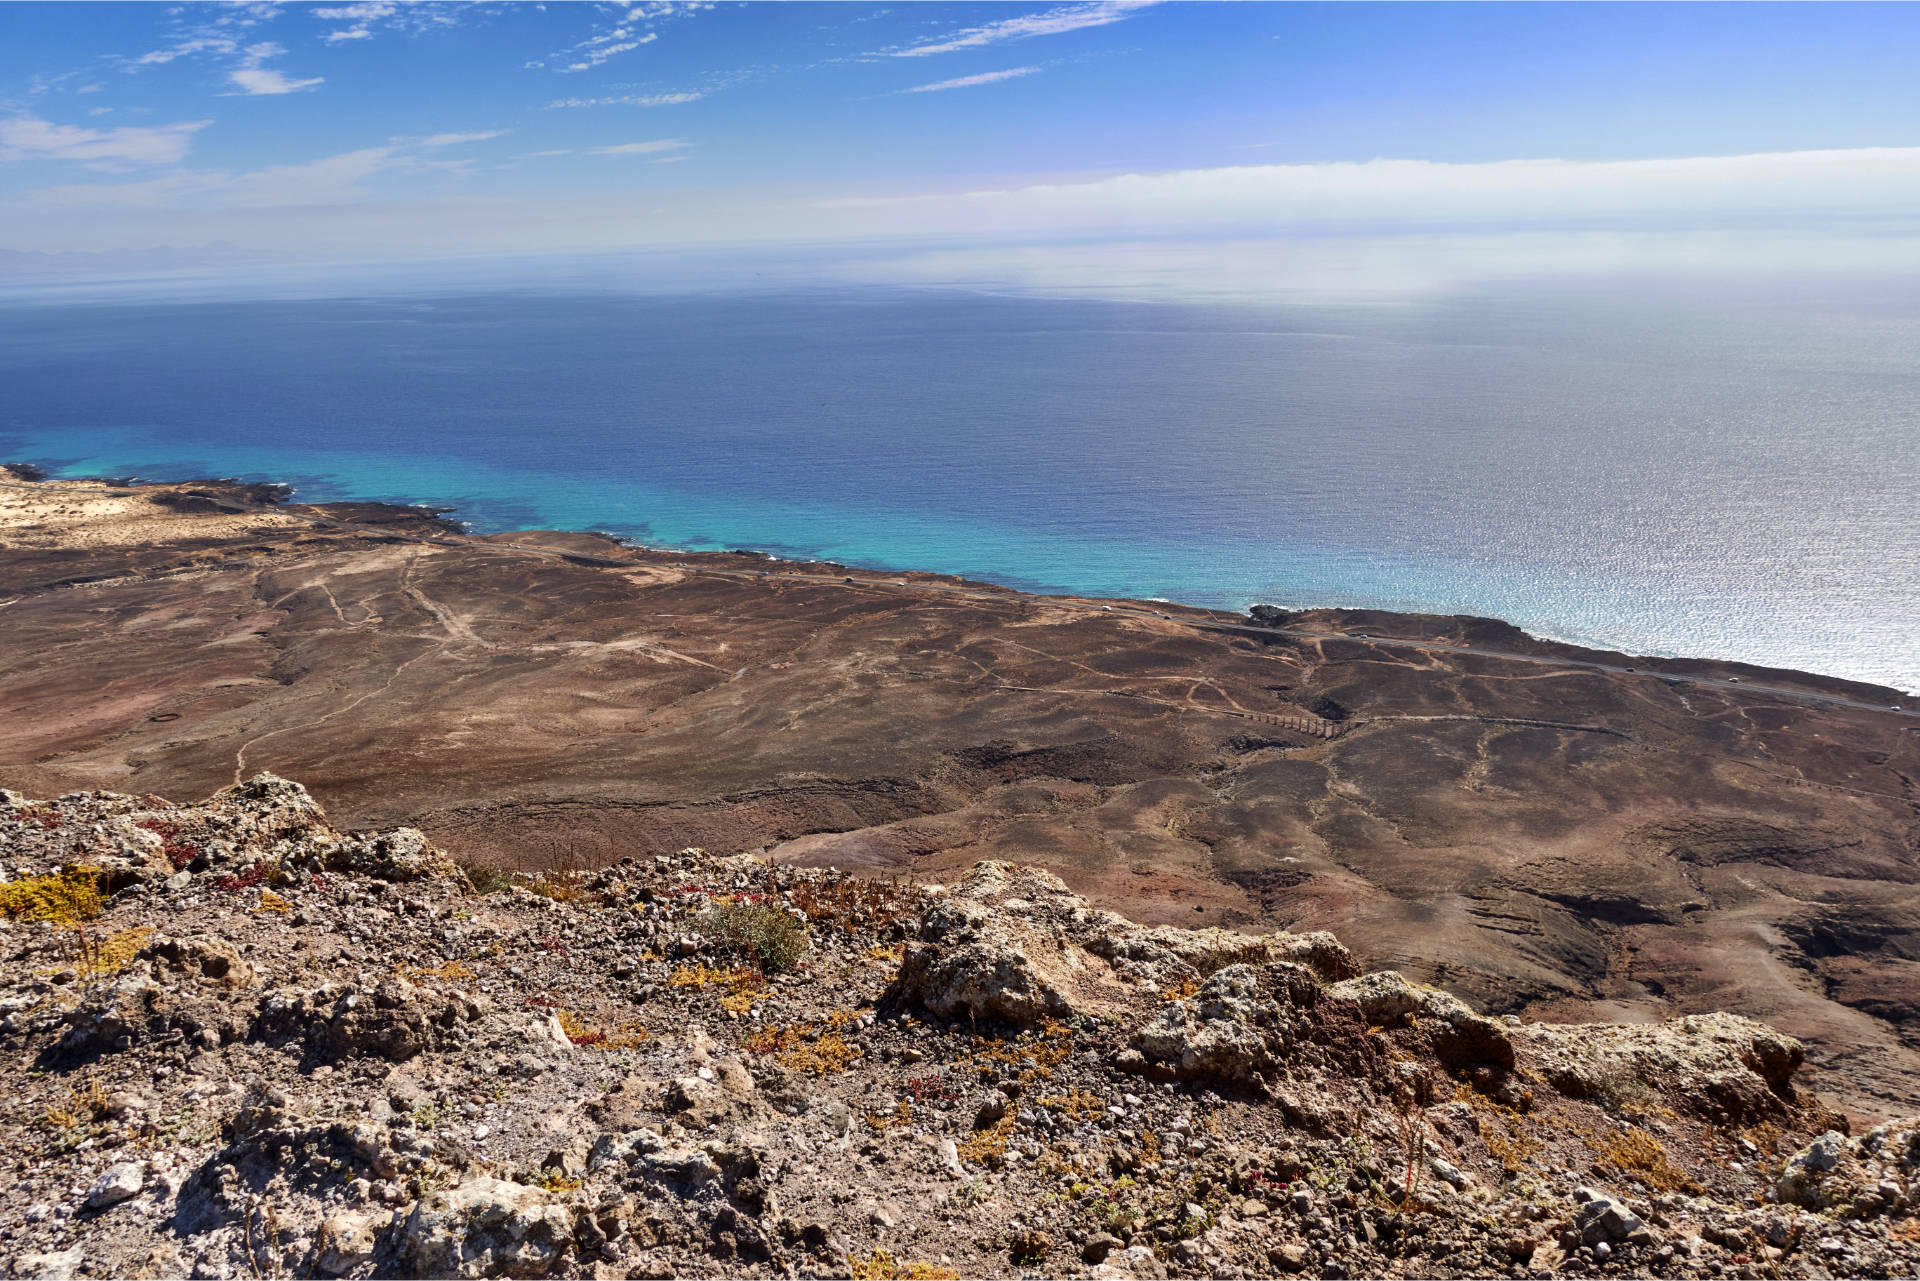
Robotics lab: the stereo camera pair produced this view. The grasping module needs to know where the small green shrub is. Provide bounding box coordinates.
[698,900,809,973]
[455,861,515,896]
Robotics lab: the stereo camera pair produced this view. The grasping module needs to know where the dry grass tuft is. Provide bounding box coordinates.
[1596,1126,1699,1193]
[4,868,110,977]
[849,1248,959,1281]
[525,872,599,906]
[402,961,476,983]
[556,1009,649,1049]
[968,1020,1075,1088]
[670,963,766,1013]
[790,875,914,933]
[1038,1089,1107,1123]
[41,1074,112,1131]
[82,926,153,978]
[530,1168,583,1193]
[455,861,515,896]
[780,1031,856,1076]
[744,1019,860,1074]
[958,1114,1016,1165]
[669,962,757,990]
[1461,1085,1543,1175]
[1,867,101,926]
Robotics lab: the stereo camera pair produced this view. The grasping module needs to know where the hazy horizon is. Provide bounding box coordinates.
[6,3,1920,303]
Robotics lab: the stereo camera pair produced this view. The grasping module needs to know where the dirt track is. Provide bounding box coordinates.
[4,470,1918,1118]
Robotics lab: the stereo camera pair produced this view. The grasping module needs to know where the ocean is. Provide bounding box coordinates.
[2,282,1915,692]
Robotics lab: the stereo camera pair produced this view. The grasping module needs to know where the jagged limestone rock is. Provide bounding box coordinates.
[889,861,1354,1027]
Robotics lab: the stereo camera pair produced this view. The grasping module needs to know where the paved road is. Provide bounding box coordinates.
[8,476,1915,722]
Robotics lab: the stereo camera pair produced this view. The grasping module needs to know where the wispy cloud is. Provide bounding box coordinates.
[0,114,210,168]
[548,91,707,109]
[124,3,282,71]
[810,148,1920,237]
[20,132,498,210]
[899,66,1042,94]
[132,36,242,67]
[226,43,323,96]
[564,33,659,73]
[882,1,1156,57]
[309,2,462,44]
[413,131,505,148]
[228,68,324,95]
[527,1,712,73]
[586,139,690,157]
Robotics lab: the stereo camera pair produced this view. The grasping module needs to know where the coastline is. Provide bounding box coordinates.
[7,459,1913,710]
[8,460,1920,1118]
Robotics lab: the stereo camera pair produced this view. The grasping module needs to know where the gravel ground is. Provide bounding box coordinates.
[2,776,1916,1280]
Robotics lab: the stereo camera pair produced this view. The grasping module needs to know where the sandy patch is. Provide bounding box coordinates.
[0,480,305,550]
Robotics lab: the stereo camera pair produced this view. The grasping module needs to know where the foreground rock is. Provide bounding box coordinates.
[1,778,1915,1279]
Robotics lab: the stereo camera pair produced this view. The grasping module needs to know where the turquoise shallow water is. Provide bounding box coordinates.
[2,285,1915,691]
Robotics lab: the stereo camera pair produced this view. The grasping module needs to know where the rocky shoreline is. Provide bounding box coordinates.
[6,462,1909,706]
[4,775,1918,1280]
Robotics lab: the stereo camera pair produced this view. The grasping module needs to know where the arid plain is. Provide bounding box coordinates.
[4,468,1917,1119]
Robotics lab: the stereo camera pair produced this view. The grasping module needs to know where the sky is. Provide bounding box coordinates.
[4,1,1920,297]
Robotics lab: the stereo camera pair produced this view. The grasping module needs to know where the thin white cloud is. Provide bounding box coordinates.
[883,1,1156,57]
[310,2,462,44]
[124,4,281,70]
[526,2,710,72]
[563,33,658,73]
[310,2,395,20]
[312,0,393,42]
[27,173,226,207]
[810,148,1920,235]
[229,67,325,95]
[548,92,706,109]
[133,37,240,67]
[218,146,396,205]
[586,139,689,156]
[225,41,323,96]
[0,114,210,167]
[21,136,468,210]
[899,66,1041,94]
[414,131,506,148]
[20,144,1920,294]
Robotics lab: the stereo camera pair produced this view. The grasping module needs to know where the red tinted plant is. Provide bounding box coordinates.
[138,819,200,869]
[214,863,271,893]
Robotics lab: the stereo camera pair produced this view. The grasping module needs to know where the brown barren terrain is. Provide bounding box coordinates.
[4,467,1917,1118]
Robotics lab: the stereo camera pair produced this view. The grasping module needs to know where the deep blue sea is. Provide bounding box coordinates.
[2,283,1916,691]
